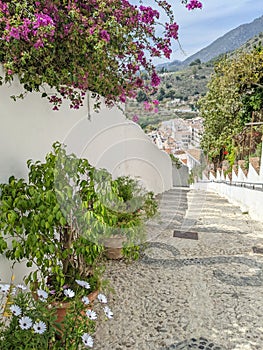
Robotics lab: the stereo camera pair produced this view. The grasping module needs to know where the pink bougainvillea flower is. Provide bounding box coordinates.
[0,0,203,110]
[151,72,161,87]
[143,101,151,111]
[186,0,203,10]
[100,29,110,42]
[132,115,139,123]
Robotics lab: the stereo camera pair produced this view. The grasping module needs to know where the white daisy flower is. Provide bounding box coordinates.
[19,316,33,330]
[104,306,113,319]
[82,296,90,305]
[86,309,97,320]
[10,304,22,317]
[0,284,10,294]
[81,333,93,348]
[75,279,90,289]
[63,288,75,298]
[37,289,48,300]
[97,293,107,304]
[16,284,27,290]
[33,320,47,334]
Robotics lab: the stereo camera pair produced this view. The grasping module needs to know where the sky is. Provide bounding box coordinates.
[137,0,263,63]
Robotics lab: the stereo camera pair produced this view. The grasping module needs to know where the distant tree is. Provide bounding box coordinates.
[160,67,168,73]
[157,87,166,101]
[165,90,176,99]
[192,67,198,75]
[189,58,201,66]
[136,90,148,103]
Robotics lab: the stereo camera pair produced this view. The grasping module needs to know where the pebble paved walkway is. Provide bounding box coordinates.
[95,188,263,350]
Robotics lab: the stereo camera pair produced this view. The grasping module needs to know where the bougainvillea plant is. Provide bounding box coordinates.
[0,0,202,110]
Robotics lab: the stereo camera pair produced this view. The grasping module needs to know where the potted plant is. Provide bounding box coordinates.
[0,142,158,286]
[0,280,113,349]
[0,142,108,296]
[98,176,158,259]
[0,142,157,345]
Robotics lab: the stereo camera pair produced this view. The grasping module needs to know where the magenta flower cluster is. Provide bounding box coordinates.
[186,0,203,10]
[3,12,55,47]
[0,0,203,110]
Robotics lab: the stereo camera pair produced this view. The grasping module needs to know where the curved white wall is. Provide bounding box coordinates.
[0,79,172,193]
[0,79,172,284]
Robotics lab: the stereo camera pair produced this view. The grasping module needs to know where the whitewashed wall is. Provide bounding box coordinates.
[0,78,172,192]
[0,79,173,284]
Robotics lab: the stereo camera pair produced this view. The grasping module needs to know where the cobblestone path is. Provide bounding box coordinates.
[95,188,263,350]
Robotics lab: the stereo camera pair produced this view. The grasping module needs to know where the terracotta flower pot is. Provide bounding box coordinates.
[102,235,127,259]
[53,289,99,331]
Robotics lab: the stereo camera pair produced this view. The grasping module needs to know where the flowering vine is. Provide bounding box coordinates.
[0,0,202,110]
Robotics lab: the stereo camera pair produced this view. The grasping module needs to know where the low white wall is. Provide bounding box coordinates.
[197,149,263,223]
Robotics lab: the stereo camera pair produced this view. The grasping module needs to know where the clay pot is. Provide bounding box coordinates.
[53,289,99,330]
[102,235,127,259]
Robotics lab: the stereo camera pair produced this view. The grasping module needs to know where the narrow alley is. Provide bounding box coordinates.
[95,188,263,350]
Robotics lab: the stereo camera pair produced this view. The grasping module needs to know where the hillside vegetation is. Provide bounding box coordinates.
[125,31,263,130]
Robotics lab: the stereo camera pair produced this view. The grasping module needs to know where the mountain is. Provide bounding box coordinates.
[126,30,263,128]
[160,15,263,71]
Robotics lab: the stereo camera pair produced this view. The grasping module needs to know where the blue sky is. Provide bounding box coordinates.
[136,0,263,63]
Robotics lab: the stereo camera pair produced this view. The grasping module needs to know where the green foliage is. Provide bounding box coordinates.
[188,170,195,185]
[99,176,158,247]
[170,154,182,169]
[0,142,105,291]
[0,142,158,289]
[199,46,263,165]
[189,59,201,66]
[136,90,148,103]
[122,244,141,261]
[0,290,57,349]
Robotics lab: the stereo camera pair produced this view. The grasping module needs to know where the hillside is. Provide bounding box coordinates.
[126,31,263,129]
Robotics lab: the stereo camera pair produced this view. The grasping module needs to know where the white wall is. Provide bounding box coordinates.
[172,164,189,187]
[0,78,172,193]
[0,79,173,284]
